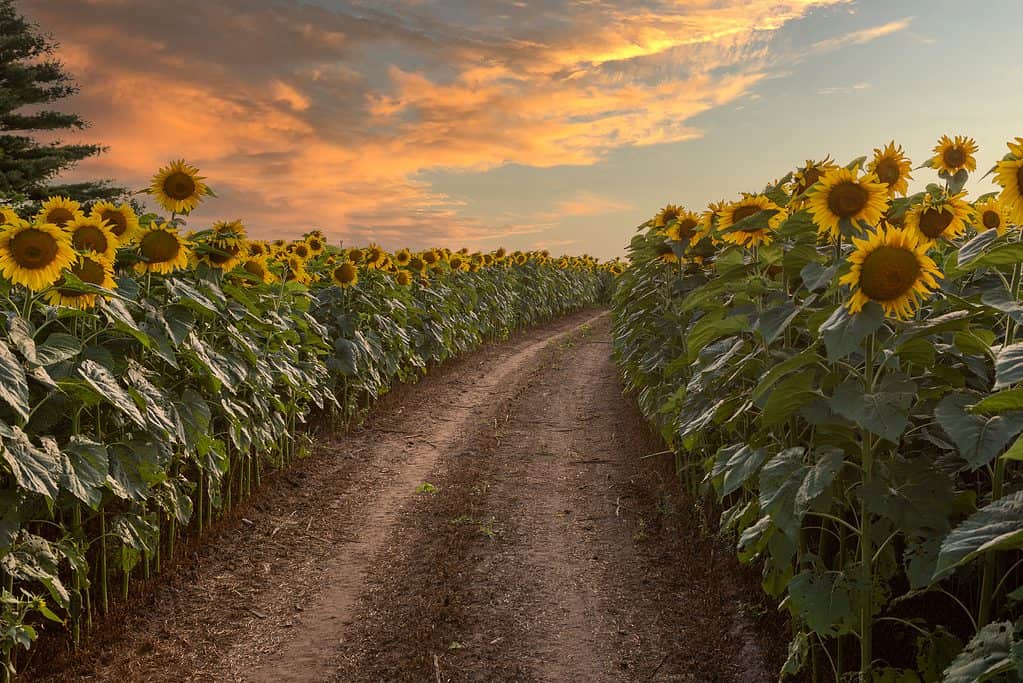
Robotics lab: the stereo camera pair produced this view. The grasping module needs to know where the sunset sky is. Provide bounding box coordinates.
[22,0,1023,259]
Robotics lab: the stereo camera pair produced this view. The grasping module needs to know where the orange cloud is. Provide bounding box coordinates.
[22,0,857,250]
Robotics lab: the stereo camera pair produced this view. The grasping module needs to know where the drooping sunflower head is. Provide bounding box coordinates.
[653,204,682,230]
[790,157,839,197]
[90,201,140,242]
[718,195,785,249]
[66,215,118,259]
[666,210,702,244]
[394,270,412,286]
[46,254,117,309]
[995,141,1023,225]
[394,248,412,266]
[905,192,971,245]
[653,241,679,263]
[839,226,942,319]
[331,262,358,288]
[37,196,83,229]
[0,220,78,291]
[136,223,192,275]
[972,197,1012,237]
[931,134,978,176]
[867,141,912,197]
[806,167,889,242]
[150,159,208,214]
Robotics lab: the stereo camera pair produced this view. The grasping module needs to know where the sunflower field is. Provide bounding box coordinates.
[612,136,1023,681]
[0,161,615,675]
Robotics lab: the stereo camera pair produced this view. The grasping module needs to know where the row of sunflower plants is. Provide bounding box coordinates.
[0,160,616,678]
[611,134,1023,681]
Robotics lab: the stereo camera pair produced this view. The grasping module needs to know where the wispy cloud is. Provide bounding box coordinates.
[811,17,913,54]
[25,0,849,248]
[818,81,872,95]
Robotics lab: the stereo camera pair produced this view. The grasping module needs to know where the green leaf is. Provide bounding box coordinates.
[686,313,748,362]
[957,227,1000,266]
[933,490,1023,581]
[761,372,816,428]
[751,346,820,402]
[759,447,806,538]
[795,448,844,515]
[959,243,1023,272]
[829,375,916,442]
[935,393,1023,470]
[973,388,1023,415]
[714,445,768,497]
[800,262,838,292]
[0,340,29,420]
[942,621,1016,683]
[786,568,862,637]
[62,437,109,509]
[1,428,61,499]
[995,343,1023,389]
[77,359,146,428]
[818,303,884,362]
[33,333,81,366]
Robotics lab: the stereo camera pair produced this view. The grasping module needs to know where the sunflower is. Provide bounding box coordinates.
[65,215,118,259]
[305,234,325,256]
[790,157,839,197]
[718,195,785,248]
[36,196,82,229]
[89,201,139,242]
[666,210,702,244]
[931,135,978,176]
[238,255,275,284]
[46,254,117,309]
[289,241,311,260]
[422,249,440,266]
[447,255,467,272]
[840,227,942,319]
[408,255,427,275]
[972,197,1012,236]
[136,223,192,274]
[867,141,912,197]
[394,270,412,286]
[0,207,19,225]
[806,168,889,241]
[515,252,527,266]
[994,149,1023,225]
[330,262,358,288]
[0,220,78,291]
[198,220,246,270]
[904,192,971,245]
[247,241,269,258]
[653,204,682,230]
[150,160,208,214]
[393,248,412,266]
[364,244,385,268]
[653,242,679,263]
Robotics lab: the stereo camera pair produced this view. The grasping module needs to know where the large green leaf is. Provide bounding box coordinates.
[686,313,748,362]
[818,303,884,362]
[62,437,109,509]
[1,428,61,499]
[0,340,29,420]
[759,447,806,538]
[78,360,147,428]
[942,621,1016,683]
[995,343,1023,390]
[933,490,1023,581]
[33,333,81,366]
[795,448,844,515]
[935,393,1023,470]
[829,374,916,442]
[713,444,768,497]
[761,372,816,428]
[786,568,862,637]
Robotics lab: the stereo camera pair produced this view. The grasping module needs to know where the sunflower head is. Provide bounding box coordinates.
[394,270,412,286]
[515,252,527,266]
[46,254,117,309]
[806,167,889,242]
[288,241,311,260]
[150,160,208,214]
[839,227,942,319]
[66,215,118,259]
[448,255,466,271]
[408,255,427,274]
[89,201,140,243]
[973,197,1012,237]
[364,245,385,267]
[666,210,703,245]
[790,157,839,197]
[653,241,679,263]
[238,255,275,285]
[653,204,682,230]
[422,249,439,266]
[136,223,192,275]
[305,234,325,256]
[0,220,78,291]
[718,195,785,249]
[931,135,978,176]
[905,192,971,245]
[247,241,269,257]
[0,207,20,226]
[494,247,507,260]
[36,196,83,229]
[332,262,358,288]
[868,141,912,197]
[393,248,412,266]
[995,144,1023,225]
[346,248,364,264]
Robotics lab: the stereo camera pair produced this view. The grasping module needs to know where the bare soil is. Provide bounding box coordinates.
[29,310,791,682]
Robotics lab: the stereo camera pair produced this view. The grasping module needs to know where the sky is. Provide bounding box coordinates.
[21,0,1023,259]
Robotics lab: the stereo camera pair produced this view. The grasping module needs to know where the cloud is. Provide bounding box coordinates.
[810,17,914,54]
[818,81,872,95]
[23,0,849,249]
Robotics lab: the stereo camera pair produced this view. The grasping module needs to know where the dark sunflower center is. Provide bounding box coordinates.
[58,258,105,296]
[100,210,128,236]
[244,259,265,277]
[410,257,425,271]
[140,230,181,263]
[72,225,109,253]
[163,171,197,201]
[293,244,309,258]
[369,249,383,262]
[983,210,1002,230]
[732,205,760,230]
[450,258,463,269]
[10,228,59,269]
[876,159,900,184]
[860,245,921,301]
[797,168,822,194]
[46,208,74,227]
[208,243,241,265]
[309,238,322,250]
[943,147,966,169]
[423,252,437,264]
[827,182,869,218]
[677,218,699,240]
[918,208,954,238]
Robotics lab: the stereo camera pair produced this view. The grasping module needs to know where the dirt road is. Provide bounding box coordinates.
[33,309,788,682]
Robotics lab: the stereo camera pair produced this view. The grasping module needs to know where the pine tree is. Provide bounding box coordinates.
[0,0,123,204]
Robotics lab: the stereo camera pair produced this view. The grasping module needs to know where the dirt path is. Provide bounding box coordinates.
[32,310,790,682]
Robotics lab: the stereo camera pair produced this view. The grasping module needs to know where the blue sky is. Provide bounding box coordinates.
[26,0,1023,259]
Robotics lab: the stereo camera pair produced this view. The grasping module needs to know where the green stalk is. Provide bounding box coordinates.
[99,510,108,615]
[860,332,877,682]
